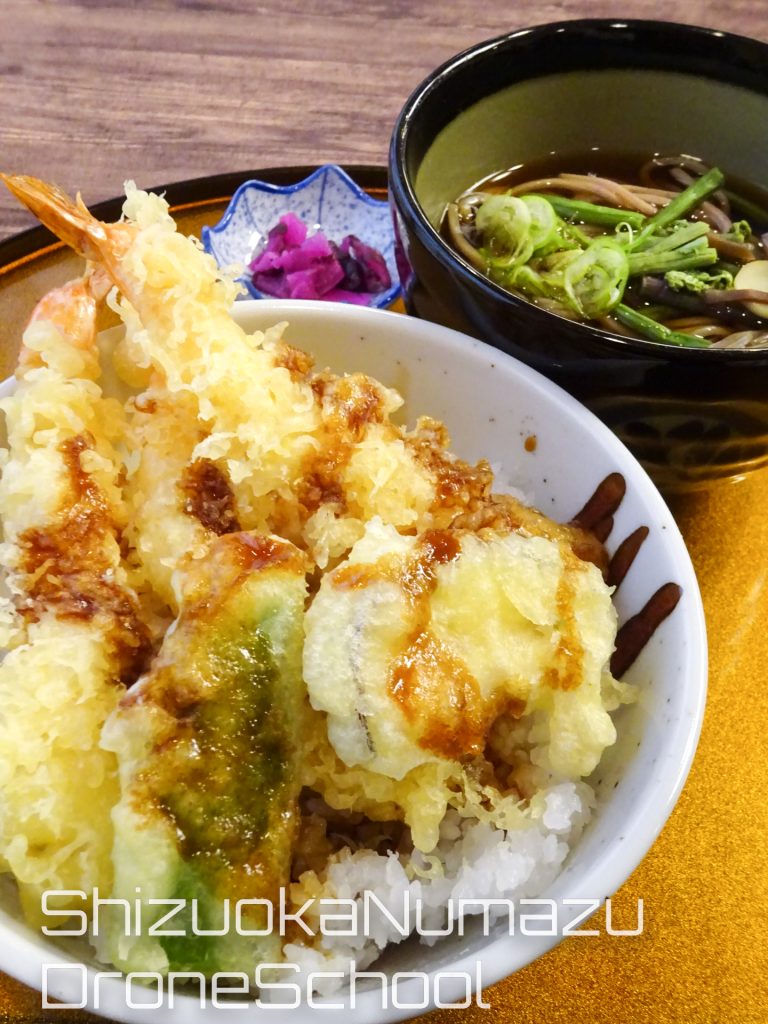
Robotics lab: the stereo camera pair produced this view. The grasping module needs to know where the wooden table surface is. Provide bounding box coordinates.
[1,0,768,242]
[2,3,768,1024]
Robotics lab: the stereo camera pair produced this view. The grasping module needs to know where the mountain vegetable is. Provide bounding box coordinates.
[631,167,724,247]
[665,268,735,294]
[614,304,709,348]
[447,156,768,348]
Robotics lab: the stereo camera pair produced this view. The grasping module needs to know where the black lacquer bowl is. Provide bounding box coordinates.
[389,19,768,490]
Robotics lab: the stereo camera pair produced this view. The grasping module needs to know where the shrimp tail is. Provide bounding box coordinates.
[18,265,112,378]
[1,174,127,268]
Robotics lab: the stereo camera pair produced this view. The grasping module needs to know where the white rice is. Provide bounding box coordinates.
[281,780,593,995]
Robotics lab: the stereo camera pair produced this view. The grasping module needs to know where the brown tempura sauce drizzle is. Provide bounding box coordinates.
[333,470,682,763]
[385,531,469,754]
[180,457,241,535]
[17,433,152,684]
[405,417,494,524]
[543,557,587,692]
[335,529,504,759]
[298,373,387,516]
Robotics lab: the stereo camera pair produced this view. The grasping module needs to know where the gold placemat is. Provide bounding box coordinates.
[1,199,765,1024]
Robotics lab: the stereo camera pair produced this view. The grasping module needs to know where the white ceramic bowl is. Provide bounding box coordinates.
[0,301,707,1022]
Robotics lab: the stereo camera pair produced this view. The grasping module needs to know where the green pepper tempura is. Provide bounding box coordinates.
[100,532,308,975]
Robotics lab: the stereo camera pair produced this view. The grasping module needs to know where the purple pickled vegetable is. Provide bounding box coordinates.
[249,213,307,273]
[279,232,335,274]
[271,212,307,252]
[331,241,365,291]
[248,213,390,303]
[338,235,392,292]
[251,269,291,299]
[285,261,344,300]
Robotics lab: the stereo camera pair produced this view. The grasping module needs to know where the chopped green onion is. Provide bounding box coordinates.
[521,195,560,251]
[558,219,592,248]
[477,194,561,265]
[477,195,535,267]
[541,249,582,273]
[527,194,645,229]
[510,264,550,298]
[614,304,710,348]
[561,238,629,318]
[631,167,725,248]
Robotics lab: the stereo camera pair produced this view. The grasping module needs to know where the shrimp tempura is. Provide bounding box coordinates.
[0,270,150,925]
[1,175,492,610]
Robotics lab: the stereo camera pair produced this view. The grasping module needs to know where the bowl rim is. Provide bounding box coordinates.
[201,163,401,308]
[0,299,708,1022]
[389,17,768,363]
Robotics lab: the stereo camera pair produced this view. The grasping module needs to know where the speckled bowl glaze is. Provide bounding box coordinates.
[389,19,768,490]
[202,164,400,307]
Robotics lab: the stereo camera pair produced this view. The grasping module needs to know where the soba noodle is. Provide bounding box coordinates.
[445,155,768,350]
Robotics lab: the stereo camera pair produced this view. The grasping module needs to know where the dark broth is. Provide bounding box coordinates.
[440,150,768,345]
[468,150,768,219]
[478,151,651,192]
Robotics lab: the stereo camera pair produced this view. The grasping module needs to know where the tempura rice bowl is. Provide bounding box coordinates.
[0,300,706,1023]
